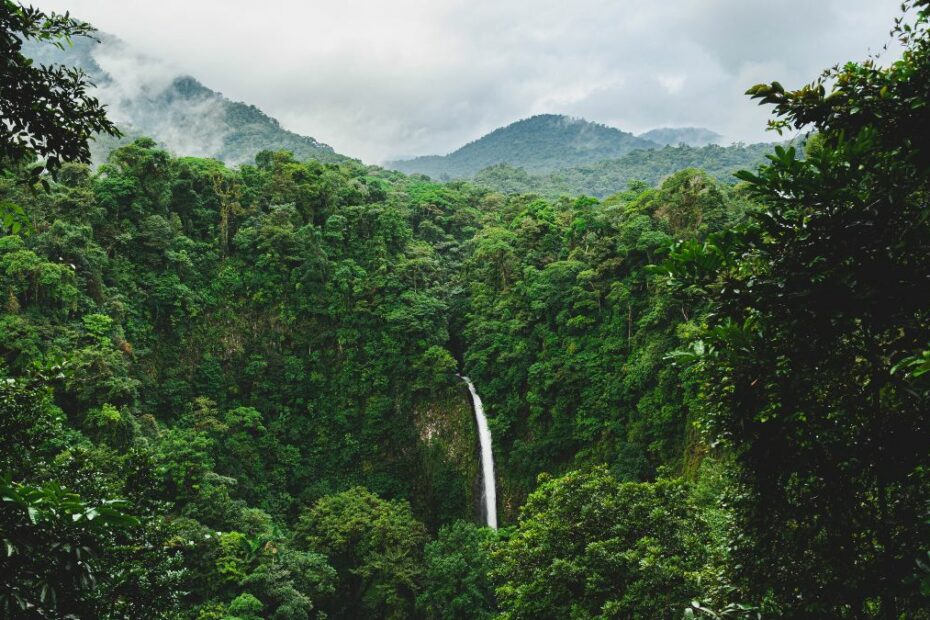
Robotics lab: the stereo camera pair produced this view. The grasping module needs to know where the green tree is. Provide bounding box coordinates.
[493,466,708,619]
[664,2,930,616]
[417,520,496,620]
[295,487,428,619]
[227,592,264,620]
[241,548,336,620]
[0,477,139,618]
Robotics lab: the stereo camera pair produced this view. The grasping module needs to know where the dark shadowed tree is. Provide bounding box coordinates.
[663,1,930,616]
[1,1,119,174]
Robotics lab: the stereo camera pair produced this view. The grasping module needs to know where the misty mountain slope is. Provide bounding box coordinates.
[24,35,350,166]
[638,126,722,146]
[388,114,660,178]
[471,142,780,198]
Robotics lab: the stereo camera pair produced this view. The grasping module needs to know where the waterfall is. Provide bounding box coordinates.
[462,376,497,529]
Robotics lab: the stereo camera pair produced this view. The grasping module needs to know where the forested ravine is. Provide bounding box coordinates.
[4,1,930,615]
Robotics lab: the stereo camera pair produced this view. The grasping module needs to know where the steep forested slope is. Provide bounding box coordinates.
[1,140,483,520]
[0,139,741,617]
[461,170,752,513]
[0,140,488,616]
[23,35,349,166]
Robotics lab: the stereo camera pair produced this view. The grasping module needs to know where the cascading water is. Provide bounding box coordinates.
[462,376,497,529]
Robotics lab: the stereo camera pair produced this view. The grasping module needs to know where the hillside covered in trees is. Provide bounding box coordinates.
[2,1,930,619]
[2,141,742,616]
[388,115,660,178]
[637,127,722,146]
[22,34,349,166]
[390,116,772,198]
[471,142,778,198]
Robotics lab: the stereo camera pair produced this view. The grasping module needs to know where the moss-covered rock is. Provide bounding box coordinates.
[412,384,480,530]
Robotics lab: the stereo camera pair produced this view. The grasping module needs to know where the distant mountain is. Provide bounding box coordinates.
[637,127,722,147]
[472,142,781,198]
[24,35,350,166]
[389,114,660,178]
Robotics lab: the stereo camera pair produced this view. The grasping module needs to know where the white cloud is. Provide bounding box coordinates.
[35,0,904,163]
[87,39,233,160]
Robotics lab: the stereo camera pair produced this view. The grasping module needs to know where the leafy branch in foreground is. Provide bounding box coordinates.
[1,1,120,176]
[0,477,138,617]
[663,1,930,616]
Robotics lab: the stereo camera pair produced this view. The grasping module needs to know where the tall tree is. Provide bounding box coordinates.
[492,467,708,619]
[664,1,930,616]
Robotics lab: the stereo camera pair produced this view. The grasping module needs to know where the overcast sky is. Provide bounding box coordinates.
[36,0,904,163]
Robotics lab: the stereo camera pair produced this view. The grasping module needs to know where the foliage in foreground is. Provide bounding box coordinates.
[662,0,930,615]
[0,1,119,176]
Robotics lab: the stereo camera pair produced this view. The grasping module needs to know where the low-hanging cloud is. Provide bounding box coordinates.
[35,0,904,164]
[90,39,231,160]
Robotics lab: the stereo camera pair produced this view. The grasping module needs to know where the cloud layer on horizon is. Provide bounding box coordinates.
[36,0,904,163]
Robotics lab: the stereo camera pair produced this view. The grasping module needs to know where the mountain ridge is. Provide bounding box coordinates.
[388,114,661,178]
[23,34,351,166]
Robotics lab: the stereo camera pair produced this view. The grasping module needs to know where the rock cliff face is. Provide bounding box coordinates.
[413,385,480,528]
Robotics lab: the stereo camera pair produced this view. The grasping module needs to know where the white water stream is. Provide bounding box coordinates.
[462,376,497,529]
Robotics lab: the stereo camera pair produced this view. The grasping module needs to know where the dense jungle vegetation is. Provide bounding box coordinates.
[2,0,930,618]
[471,142,779,198]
